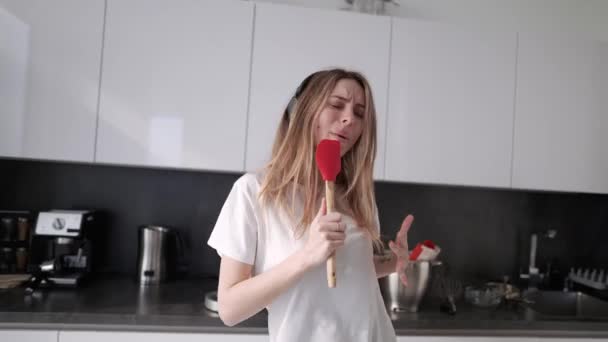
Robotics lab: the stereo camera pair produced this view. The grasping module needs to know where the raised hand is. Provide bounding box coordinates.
[388,214,413,286]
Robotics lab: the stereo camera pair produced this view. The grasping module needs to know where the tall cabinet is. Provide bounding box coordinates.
[385,19,518,188]
[0,0,105,162]
[512,33,608,194]
[95,0,253,171]
[245,3,391,180]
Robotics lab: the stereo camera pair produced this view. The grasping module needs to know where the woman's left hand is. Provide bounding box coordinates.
[388,215,413,286]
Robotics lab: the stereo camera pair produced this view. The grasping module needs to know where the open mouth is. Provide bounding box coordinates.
[331,132,348,141]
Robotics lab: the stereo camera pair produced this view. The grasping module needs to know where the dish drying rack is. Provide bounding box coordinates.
[568,268,608,290]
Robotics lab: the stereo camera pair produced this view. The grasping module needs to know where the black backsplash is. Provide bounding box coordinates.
[375,180,608,284]
[1,158,607,286]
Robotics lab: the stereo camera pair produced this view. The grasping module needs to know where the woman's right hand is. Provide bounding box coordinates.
[300,198,346,269]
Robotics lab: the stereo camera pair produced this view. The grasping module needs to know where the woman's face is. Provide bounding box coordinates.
[314,78,366,156]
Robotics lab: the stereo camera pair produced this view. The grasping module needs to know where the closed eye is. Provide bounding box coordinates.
[328,100,364,118]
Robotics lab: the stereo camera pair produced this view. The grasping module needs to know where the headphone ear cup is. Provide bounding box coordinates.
[286,71,319,121]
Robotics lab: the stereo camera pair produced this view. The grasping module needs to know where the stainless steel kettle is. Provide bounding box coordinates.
[136,225,182,285]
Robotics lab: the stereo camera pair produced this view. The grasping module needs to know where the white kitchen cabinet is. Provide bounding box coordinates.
[395,337,547,342]
[0,329,58,342]
[538,339,608,341]
[59,330,268,342]
[0,0,104,162]
[386,19,517,188]
[245,3,391,180]
[96,0,253,172]
[512,33,608,194]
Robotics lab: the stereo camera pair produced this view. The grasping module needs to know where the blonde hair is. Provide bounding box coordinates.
[259,68,381,247]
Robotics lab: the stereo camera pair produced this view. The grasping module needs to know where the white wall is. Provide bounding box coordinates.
[253,0,608,42]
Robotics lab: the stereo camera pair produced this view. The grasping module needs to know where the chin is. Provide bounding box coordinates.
[339,146,350,157]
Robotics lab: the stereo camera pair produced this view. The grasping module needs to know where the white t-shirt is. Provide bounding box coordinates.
[207,173,396,342]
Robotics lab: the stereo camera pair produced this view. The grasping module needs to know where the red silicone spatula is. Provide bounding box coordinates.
[315,139,341,288]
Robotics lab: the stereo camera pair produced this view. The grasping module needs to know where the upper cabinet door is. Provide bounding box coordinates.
[59,331,269,342]
[0,0,104,162]
[512,34,608,194]
[96,0,253,172]
[245,3,390,180]
[386,19,517,188]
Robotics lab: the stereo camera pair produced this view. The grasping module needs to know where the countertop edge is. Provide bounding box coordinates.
[394,328,608,338]
[0,322,269,335]
[3,322,608,338]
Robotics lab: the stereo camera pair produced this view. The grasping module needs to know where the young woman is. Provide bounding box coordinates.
[208,68,413,342]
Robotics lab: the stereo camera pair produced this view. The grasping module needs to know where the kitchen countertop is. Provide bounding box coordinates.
[1,274,608,338]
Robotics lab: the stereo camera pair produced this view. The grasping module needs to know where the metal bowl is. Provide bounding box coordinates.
[379,260,441,313]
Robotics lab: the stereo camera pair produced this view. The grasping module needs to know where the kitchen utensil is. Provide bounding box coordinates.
[0,247,15,273]
[0,274,30,289]
[409,240,441,261]
[379,259,441,312]
[204,290,218,312]
[464,283,504,308]
[15,247,28,272]
[39,259,58,273]
[436,265,462,315]
[136,225,183,285]
[315,139,341,288]
[443,279,463,314]
[17,217,30,241]
[203,290,220,318]
[487,276,522,301]
[569,267,608,290]
[1,217,16,241]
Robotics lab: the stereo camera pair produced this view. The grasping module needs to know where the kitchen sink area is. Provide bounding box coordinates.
[522,290,608,319]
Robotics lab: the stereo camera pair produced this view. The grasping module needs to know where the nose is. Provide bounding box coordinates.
[341,108,355,125]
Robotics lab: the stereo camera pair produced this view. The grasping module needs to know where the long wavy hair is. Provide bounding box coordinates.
[259,68,381,247]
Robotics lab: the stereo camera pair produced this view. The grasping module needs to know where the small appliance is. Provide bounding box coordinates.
[26,210,100,289]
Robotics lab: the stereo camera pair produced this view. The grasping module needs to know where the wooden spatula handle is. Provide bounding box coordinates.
[325,181,336,288]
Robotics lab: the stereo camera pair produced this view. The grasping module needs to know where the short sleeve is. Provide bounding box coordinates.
[207,174,259,265]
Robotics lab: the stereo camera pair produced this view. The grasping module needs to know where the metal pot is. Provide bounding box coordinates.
[379,259,442,313]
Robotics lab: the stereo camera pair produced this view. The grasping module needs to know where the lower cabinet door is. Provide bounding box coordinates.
[59,331,268,342]
[396,337,540,342]
[0,330,58,342]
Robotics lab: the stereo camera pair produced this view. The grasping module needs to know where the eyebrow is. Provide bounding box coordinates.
[330,95,365,108]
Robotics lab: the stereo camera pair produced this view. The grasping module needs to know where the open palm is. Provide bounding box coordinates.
[388,214,413,286]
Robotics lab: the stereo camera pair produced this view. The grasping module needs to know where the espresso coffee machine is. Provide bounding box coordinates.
[27,210,99,289]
